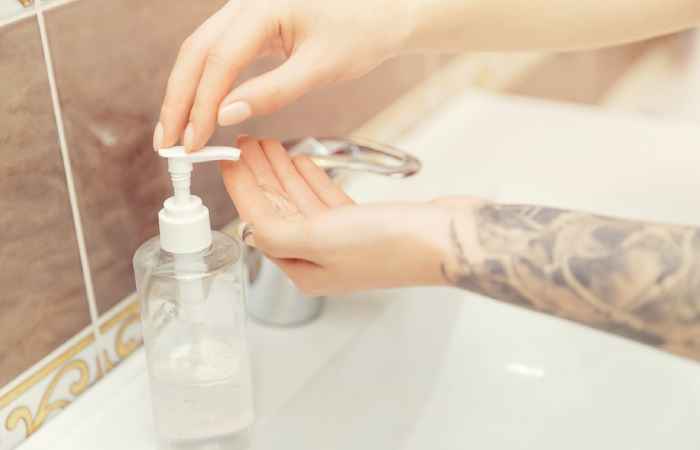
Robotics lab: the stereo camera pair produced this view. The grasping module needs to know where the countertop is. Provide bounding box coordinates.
[21,90,700,450]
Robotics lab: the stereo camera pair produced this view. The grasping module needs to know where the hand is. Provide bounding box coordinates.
[153,0,413,153]
[220,136,455,296]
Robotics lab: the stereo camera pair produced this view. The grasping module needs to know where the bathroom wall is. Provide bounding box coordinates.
[0,1,441,448]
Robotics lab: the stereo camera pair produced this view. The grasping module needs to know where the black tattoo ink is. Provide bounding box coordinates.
[442,203,700,361]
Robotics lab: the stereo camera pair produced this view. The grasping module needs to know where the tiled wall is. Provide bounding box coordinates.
[0,0,439,447]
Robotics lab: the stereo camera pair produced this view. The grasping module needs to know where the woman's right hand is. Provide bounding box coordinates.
[153,0,414,153]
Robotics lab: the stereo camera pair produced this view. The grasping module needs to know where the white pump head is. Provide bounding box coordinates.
[157,146,240,254]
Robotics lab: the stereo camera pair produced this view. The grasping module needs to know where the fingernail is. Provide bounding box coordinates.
[152,123,163,152]
[218,101,252,126]
[183,123,195,152]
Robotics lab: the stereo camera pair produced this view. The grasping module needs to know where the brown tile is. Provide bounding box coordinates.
[46,0,230,314]
[507,41,651,105]
[0,18,90,386]
[47,0,436,313]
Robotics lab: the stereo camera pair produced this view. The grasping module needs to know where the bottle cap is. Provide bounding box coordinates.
[157,146,240,254]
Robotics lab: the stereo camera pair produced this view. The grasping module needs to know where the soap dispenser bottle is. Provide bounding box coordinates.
[133,146,253,450]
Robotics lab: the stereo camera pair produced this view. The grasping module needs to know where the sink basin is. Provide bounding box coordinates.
[20,90,700,450]
[252,288,700,450]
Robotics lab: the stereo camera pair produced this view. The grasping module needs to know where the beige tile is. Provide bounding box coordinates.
[0,18,90,386]
[45,0,230,314]
[46,0,437,314]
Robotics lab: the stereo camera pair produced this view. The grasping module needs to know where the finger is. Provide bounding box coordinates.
[219,47,327,121]
[292,155,354,207]
[186,15,269,152]
[237,135,283,193]
[220,159,309,259]
[156,4,234,150]
[220,159,277,223]
[261,140,327,215]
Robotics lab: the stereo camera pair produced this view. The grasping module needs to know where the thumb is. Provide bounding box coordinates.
[248,218,315,261]
[218,47,330,124]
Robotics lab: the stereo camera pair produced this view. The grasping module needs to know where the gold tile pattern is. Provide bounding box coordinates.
[0,298,141,444]
[0,16,90,386]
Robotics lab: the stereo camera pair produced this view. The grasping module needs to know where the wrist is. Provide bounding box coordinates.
[424,197,488,286]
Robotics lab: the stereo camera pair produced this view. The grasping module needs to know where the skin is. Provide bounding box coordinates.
[222,138,700,361]
[153,0,700,152]
[157,2,700,359]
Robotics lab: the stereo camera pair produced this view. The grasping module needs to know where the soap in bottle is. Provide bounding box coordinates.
[133,147,254,450]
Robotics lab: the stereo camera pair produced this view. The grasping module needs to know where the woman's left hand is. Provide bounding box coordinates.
[221,136,458,296]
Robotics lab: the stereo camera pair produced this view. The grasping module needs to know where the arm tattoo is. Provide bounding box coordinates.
[441,204,700,360]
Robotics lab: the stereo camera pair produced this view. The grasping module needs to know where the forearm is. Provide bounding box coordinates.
[438,199,700,361]
[406,0,700,52]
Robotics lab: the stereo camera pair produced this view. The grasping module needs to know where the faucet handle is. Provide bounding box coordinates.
[284,137,421,178]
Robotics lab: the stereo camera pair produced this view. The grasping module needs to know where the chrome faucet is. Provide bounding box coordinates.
[243,137,421,327]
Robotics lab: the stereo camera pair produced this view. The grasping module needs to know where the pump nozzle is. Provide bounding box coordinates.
[157,146,240,254]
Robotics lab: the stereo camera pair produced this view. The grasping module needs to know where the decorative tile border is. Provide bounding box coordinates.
[97,297,142,373]
[0,332,99,450]
[0,297,143,449]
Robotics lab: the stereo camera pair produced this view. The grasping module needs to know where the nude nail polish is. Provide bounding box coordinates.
[153,123,163,151]
[218,101,252,126]
[183,123,195,152]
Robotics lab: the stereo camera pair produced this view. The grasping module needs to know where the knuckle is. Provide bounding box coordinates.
[160,101,186,120]
[178,35,198,56]
[262,88,286,112]
[205,46,231,70]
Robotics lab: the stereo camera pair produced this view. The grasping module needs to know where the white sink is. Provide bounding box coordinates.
[21,91,700,450]
[252,289,700,450]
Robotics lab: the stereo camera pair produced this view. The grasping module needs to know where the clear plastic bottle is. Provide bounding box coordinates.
[134,232,253,450]
[134,146,253,450]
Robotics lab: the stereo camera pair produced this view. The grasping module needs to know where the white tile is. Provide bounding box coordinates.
[0,328,101,450]
[0,0,31,25]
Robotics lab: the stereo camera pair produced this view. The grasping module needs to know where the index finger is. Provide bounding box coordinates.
[156,4,234,149]
[219,159,276,223]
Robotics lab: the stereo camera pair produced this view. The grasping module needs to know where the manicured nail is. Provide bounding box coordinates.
[152,122,163,152]
[218,101,252,126]
[183,123,195,152]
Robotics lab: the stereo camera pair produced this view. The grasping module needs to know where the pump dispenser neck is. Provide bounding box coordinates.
[157,146,240,254]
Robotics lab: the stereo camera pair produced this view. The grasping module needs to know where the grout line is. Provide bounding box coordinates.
[42,0,80,13]
[34,0,107,372]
